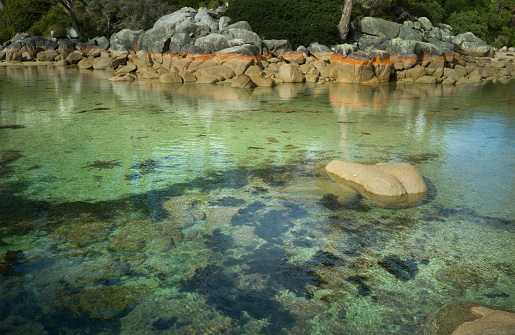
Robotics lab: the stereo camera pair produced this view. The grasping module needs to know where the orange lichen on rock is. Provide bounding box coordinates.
[281,51,306,64]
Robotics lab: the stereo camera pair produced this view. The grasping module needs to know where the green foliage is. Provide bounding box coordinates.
[29,5,71,37]
[224,0,341,48]
[0,0,51,42]
[446,2,514,46]
[448,10,489,40]
[1,0,513,47]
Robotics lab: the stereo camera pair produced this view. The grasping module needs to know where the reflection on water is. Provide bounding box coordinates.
[0,67,514,334]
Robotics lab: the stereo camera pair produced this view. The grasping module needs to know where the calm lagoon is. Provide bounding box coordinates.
[0,66,514,334]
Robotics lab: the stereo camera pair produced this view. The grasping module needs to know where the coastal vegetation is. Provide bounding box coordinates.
[0,0,514,47]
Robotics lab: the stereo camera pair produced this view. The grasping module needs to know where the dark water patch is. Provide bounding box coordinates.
[0,250,26,278]
[180,264,296,333]
[131,159,160,175]
[152,316,178,331]
[238,244,323,298]
[83,160,122,171]
[0,150,20,166]
[319,194,348,211]
[205,228,234,254]
[484,292,510,299]
[124,173,142,181]
[494,262,515,277]
[421,205,515,230]
[252,186,268,194]
[27,165,42,170]
[42,309,122,335]
[0,181,52,227]
[231,201,266,226]
[180,242,324,330]
[292,237,313,248]
[403,152,439,164]
[378,256,419,282]
[0,124,26,129]
[0,150,21,177]
[307,250,347,267]
[209,196,246,207]
[346,276,372,296]
[252,204,309,243]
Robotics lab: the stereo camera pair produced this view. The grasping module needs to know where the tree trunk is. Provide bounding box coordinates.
[57,0,85,39]
[337,0,354,41]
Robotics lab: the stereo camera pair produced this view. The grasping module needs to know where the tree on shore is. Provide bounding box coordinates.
[337,0,353,41]
[55,0,84,38]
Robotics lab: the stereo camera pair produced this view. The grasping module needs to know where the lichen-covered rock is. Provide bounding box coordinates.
[90,36,110,50]
[330,51,391,84]
[194,33,230,54]
[263,40,293,55]
[110,29,144,53]
[281,51,306,65]
[356,17,401,39]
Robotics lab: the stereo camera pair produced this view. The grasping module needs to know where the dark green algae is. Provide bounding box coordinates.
[0,161,514,334]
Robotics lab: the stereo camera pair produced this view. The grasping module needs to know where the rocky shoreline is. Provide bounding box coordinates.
[1,7,514,87]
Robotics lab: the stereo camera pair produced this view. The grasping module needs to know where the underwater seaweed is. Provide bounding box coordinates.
[83,160,122,170]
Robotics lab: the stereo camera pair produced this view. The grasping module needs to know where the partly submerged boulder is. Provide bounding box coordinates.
[325,160,427,206]
[452,306,515,335]
[423,302,515,335]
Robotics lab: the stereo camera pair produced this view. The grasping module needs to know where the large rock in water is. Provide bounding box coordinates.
[422,302,515,335]
[452,306,515,335]
[325,160,427,205]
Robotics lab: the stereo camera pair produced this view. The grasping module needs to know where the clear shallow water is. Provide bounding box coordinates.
[0,66,514,334]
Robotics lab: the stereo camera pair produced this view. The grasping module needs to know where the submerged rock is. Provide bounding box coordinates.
[378,255,419,281]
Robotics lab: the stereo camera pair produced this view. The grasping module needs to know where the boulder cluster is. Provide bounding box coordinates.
[0,7,514,86]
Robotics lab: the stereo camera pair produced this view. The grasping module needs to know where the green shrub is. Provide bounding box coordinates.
[0,0,50,42]
[448,10,488,40]
[224,0,342,48]
[29,5,71,37]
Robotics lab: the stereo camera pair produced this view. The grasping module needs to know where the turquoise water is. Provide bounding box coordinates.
[0,66,514,334]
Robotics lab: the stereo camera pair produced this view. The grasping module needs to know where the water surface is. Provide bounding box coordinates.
[0,66,514,334]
